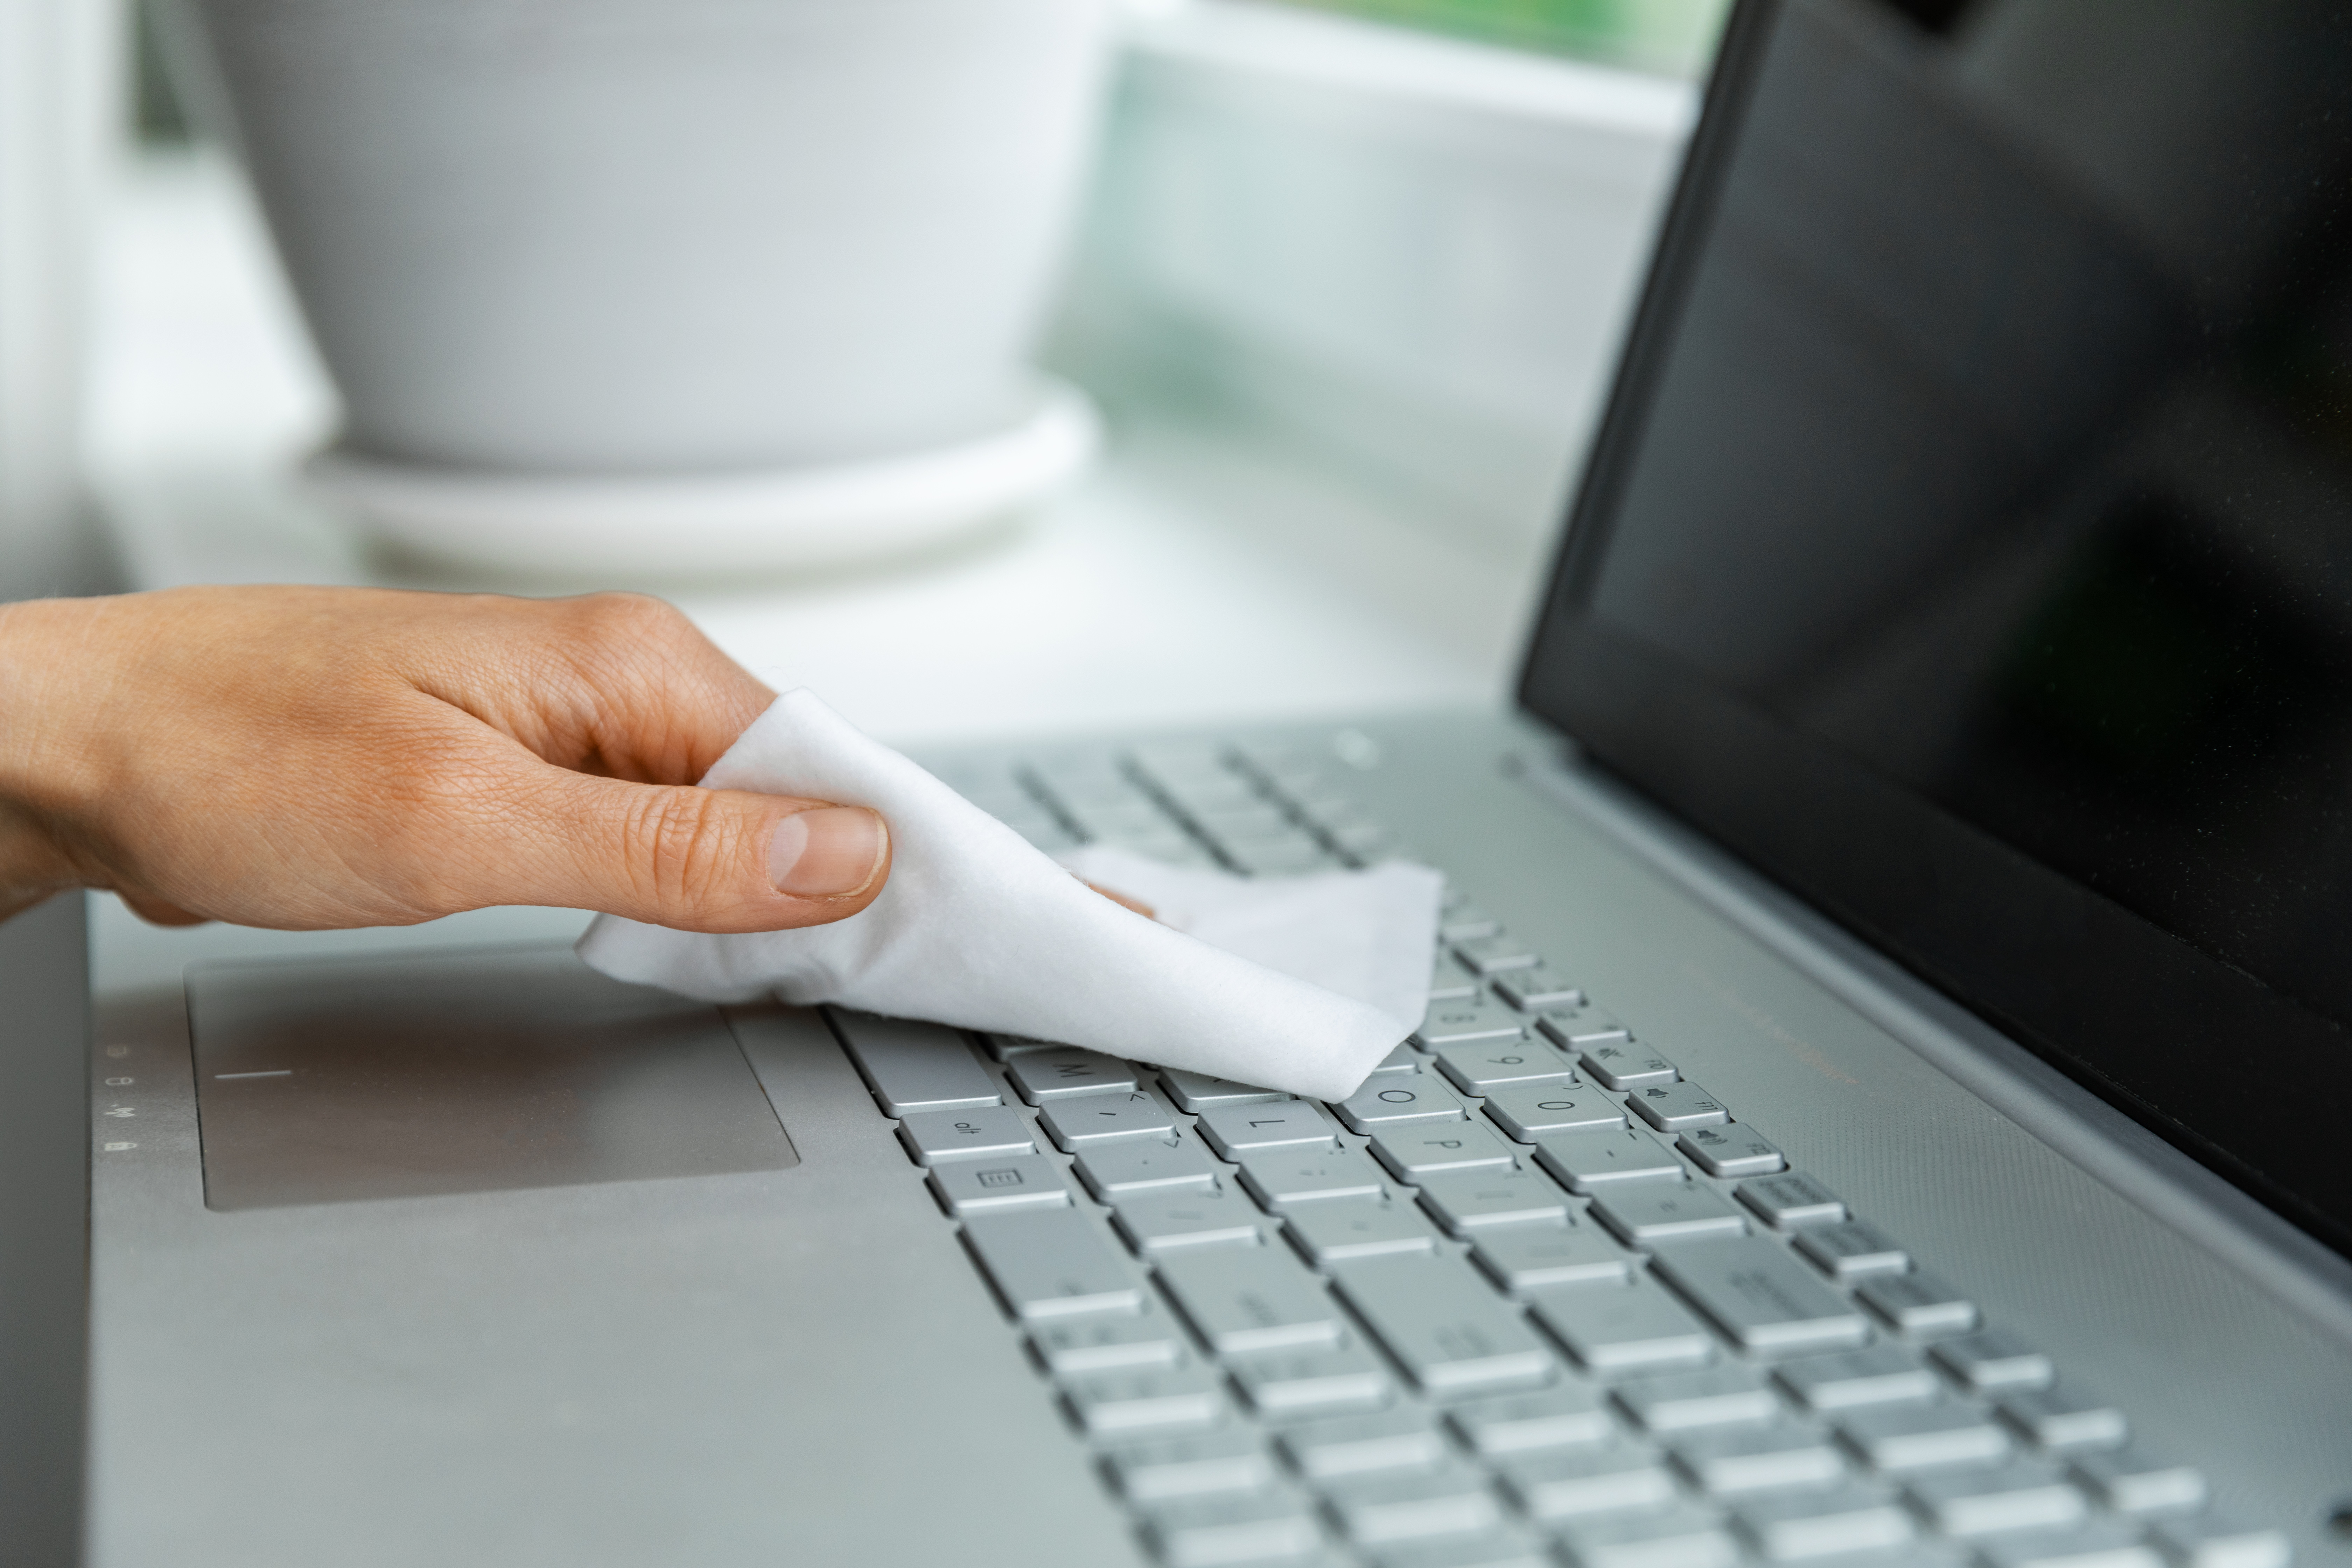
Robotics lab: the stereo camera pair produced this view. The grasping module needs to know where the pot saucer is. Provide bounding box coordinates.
[303,378,1100,578]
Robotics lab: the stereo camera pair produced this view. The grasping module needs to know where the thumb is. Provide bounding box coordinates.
[464,764,891,932]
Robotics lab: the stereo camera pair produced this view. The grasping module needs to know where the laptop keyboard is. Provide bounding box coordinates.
[829,740,2291,1568]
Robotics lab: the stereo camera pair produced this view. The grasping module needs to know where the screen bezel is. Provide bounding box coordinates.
[1517,0,2352,1259]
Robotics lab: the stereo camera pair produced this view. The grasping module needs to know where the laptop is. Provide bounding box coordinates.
[38,0,2352,1562]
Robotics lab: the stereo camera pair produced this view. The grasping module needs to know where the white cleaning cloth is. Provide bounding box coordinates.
[576,690,1442,1101]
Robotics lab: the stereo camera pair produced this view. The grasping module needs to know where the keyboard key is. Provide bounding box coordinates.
[1031,1313,1185,1374]
[1199,1101,1342,1158]
[1536,1127,1687,1192]
[1371,1044,1425,1076]
[1006,1047,1139,1104]
[1107,1428,1276,1502]
[1774,1346,1940,1412]
[1625,1082,1732,1133]
[1448,1385,1615,1456]
[1430,953,1484,1004]
[1974,1521,2164,1568]
[1142,1485,1324,1567]
[1498,1438,1677,1520]
[1157,1243,1345,1355]
[2151,1512,2294,1568]
[1933,1331,2055,1394]
[1416,996,1530,1048]
[1573,1038,1674,1087]
[1161,1068,1289,1113]
[1471,1219,1637,1293]
[1493,969,1584,1010]
[1334,1252,1558,1396]
[1737,1173,1848,1230]
[1370,1119,1519,1180]
[1417,1168,1573,1234]
[1673,1424,1846,1496]
[1073,1136,1219,1199]
[1484,1083,1628,1142]
[1455,934,1542,975]
[977,1031,1064,1061]
[1614,1366,1777,1433]
[962,1207,1143,1321]
[1531,1278,1717,1373]
[829,1011,1002,1116]
[1857,1272,1979,1337]
[1793,1222,1910,1281]
[1114,1187,1265,1254]
[1435,1040,1579,1094]
[1648,1237,1870,1353]
[1280,1407,1448,1479]
[1997,1385,2128,1452]
[1733,1483,1916,1561]
[1326,1460,1503,1545]
[1368,1527,1551,1568]
[1231,1346,1393,1417]
[1907,1460,2088,1536]
[896,1104,1035,1166]
[1335,1077,1472,1134]
[929,1153,1071,1216]
[1066,1365,1224,1436]
[1678,1126,1786,1179]
[1590,1185,1751,1246]
[1437,901,1501,939]
[1558,1504,1740,1568]
[1839,1402,2011,1473]
[2067,1447,2207,1515]
[1038,1087,1177,1150]
[1238,1144,1390,1210]
[1286,1199,1440,1266]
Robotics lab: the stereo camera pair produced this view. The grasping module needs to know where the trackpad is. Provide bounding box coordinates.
[187,946,798,1211]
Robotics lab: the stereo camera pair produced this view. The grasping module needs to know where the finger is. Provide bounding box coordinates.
[446,762,892,933]
[1086,881,1156,919]
[420,594,776,786]
[117,889,211,927]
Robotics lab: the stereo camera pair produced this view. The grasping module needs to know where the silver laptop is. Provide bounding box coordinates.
[51,1,2352,1563]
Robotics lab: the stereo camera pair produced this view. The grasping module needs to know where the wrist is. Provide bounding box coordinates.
[0,598,104,914]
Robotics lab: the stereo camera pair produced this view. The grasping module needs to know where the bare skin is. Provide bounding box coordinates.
[0,585,892,932]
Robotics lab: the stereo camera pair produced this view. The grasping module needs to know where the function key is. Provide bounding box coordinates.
[1736,1172,1848,1230]
[1931,1329,2055,1393]
[1624,1080,1732,1133]
[1415,995,1528,1048]
[1678,1126,1787,1178]
[1493,968,1585,1010]
[1455,933,1544,975]
[1569,1037,1675,1087]
[1857,1270,1980,1338]
[1793,1220,1910,1281]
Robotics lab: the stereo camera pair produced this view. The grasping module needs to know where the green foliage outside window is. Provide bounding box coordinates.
[1268,0,1733,78]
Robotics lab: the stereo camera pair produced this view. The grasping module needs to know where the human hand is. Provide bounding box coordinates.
[0,586,890,931]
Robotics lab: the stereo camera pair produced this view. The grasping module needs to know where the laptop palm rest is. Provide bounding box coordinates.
[186,945,797,1211]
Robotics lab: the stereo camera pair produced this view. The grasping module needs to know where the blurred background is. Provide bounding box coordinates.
[1,0,1724,983]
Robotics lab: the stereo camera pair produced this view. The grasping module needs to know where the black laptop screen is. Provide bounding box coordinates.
[1523,0,2352,1255]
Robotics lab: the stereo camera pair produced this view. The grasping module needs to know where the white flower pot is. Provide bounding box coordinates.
[160,0,1114,574]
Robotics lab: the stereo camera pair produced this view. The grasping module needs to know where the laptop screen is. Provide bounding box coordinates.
[1523,0,2352,1256]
